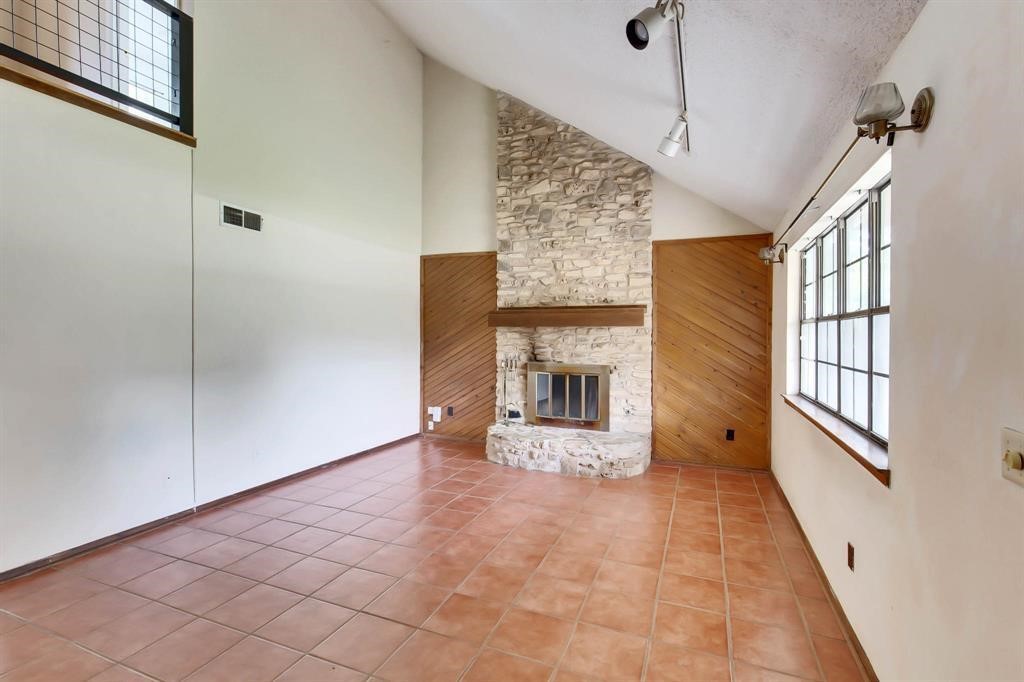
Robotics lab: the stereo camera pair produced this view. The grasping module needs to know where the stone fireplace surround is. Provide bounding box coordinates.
[485,94,652,478]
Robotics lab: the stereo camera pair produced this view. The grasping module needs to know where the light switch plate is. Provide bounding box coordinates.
[1001,427,1024,487]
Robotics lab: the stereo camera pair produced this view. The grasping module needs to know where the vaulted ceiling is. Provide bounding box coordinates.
[376,0,925,229]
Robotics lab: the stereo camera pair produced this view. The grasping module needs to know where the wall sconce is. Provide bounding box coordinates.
[758,82,935,265]
[854,82,934,145]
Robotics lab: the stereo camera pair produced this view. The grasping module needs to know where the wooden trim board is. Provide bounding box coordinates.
[769,472,881,682]
[0,64,197,147]
[488,304,645,328]
[783,394,891,486]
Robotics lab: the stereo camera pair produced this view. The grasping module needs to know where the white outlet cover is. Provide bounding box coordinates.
[1001,427,1024,487]
[427,420,434,431]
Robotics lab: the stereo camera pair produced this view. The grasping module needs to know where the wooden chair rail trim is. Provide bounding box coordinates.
[488,304,646,328]
[0,64,197,148]
[783,394,891,487]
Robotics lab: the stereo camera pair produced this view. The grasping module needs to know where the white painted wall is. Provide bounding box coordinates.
[0,0,423,571]
[651,172,763,240]
[770,2,1024,678]
[0,81,195,571]
[422,57,497,255]
[191,0,423,504]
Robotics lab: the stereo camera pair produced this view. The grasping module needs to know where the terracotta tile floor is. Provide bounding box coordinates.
[0,438,869,681]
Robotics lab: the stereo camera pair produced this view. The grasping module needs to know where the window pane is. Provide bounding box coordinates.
[845,205,869,262]
[551,374,566,417]
[800,359,816,398]
[803,245,817,285]
[800,322,816,360]
[872,375,889,440]
[821,229,837,274]
[817,362,838,410]
[840,317,868,371]
[584,375,599,420]
[817,320,837,363]
[880,184,891,247]
[873,313,890,375]
[821,273,837,316]
[844,258,869,312]
[536,373,550,416]
[803,285,815,320]
[568,374,582,419]
[840,369,869,427]
[879,246,890,307]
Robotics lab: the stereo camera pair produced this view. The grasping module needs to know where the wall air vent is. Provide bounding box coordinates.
[220,203,262,232]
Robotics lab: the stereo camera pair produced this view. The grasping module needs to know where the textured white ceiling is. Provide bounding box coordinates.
[376,0,925,228]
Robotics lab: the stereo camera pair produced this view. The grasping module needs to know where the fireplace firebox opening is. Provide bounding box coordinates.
[526,361,610,431]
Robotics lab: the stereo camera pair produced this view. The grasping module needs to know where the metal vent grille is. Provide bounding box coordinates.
[221,204,261,232]
[242,211,261,231]
[222,205,244,227]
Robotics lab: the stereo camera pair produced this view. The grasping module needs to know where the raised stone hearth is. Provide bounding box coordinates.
[486,423,650,478]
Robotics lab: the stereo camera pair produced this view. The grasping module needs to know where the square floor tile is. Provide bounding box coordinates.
[312,613,413,673]
[312,566,394,609]
[206,583,303,632]
[488,607,573,665]
[654,602,728,656]
[256,598,355,652]
[579,589,654,637]
[364,579,449,626]
[78,601,193,660]
[265,557,348,595]
[187,636,301,682]
[422,593,505,644]
[561,622,647,680]
[375,629,478,682]
[514,573,588,619]
[124,619,244,681]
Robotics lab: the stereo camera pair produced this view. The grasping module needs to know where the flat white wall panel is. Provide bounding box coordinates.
[770,1,1024,677]
[0,81,195,572]
[422,57,497,255]
[191,0,422,504]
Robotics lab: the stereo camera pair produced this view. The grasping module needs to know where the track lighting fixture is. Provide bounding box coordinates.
[626,0,676,50]
[759,82,934,266]
[626,0,690,156]
[658,114,687,157]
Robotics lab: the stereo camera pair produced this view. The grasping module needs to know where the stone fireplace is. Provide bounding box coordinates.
[485,93,652,478]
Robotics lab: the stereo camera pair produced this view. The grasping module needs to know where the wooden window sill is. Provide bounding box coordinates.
[0,65,197,148]
[783,394,891,487]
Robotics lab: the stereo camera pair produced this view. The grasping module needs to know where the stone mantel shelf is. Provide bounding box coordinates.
[487,305,646,328]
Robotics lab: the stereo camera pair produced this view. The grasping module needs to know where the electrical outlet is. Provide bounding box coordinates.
[447,406,454,417]
[726,428,735,441]
[1001,427,1024,487]
[427,420,434,431]
[847,543,855,571]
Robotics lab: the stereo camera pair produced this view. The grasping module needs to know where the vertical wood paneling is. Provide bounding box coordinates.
[653,235,772,468]
[421,252,497,441]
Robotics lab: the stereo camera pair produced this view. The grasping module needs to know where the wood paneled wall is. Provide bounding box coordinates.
[653,235,772,468]
[421,252,497,441]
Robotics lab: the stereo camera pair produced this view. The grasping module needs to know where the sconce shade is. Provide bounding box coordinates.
[853,82,906,126]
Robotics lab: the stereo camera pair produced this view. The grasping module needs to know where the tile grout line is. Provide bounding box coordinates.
[640,465,680,681]
[717,470,738,682]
